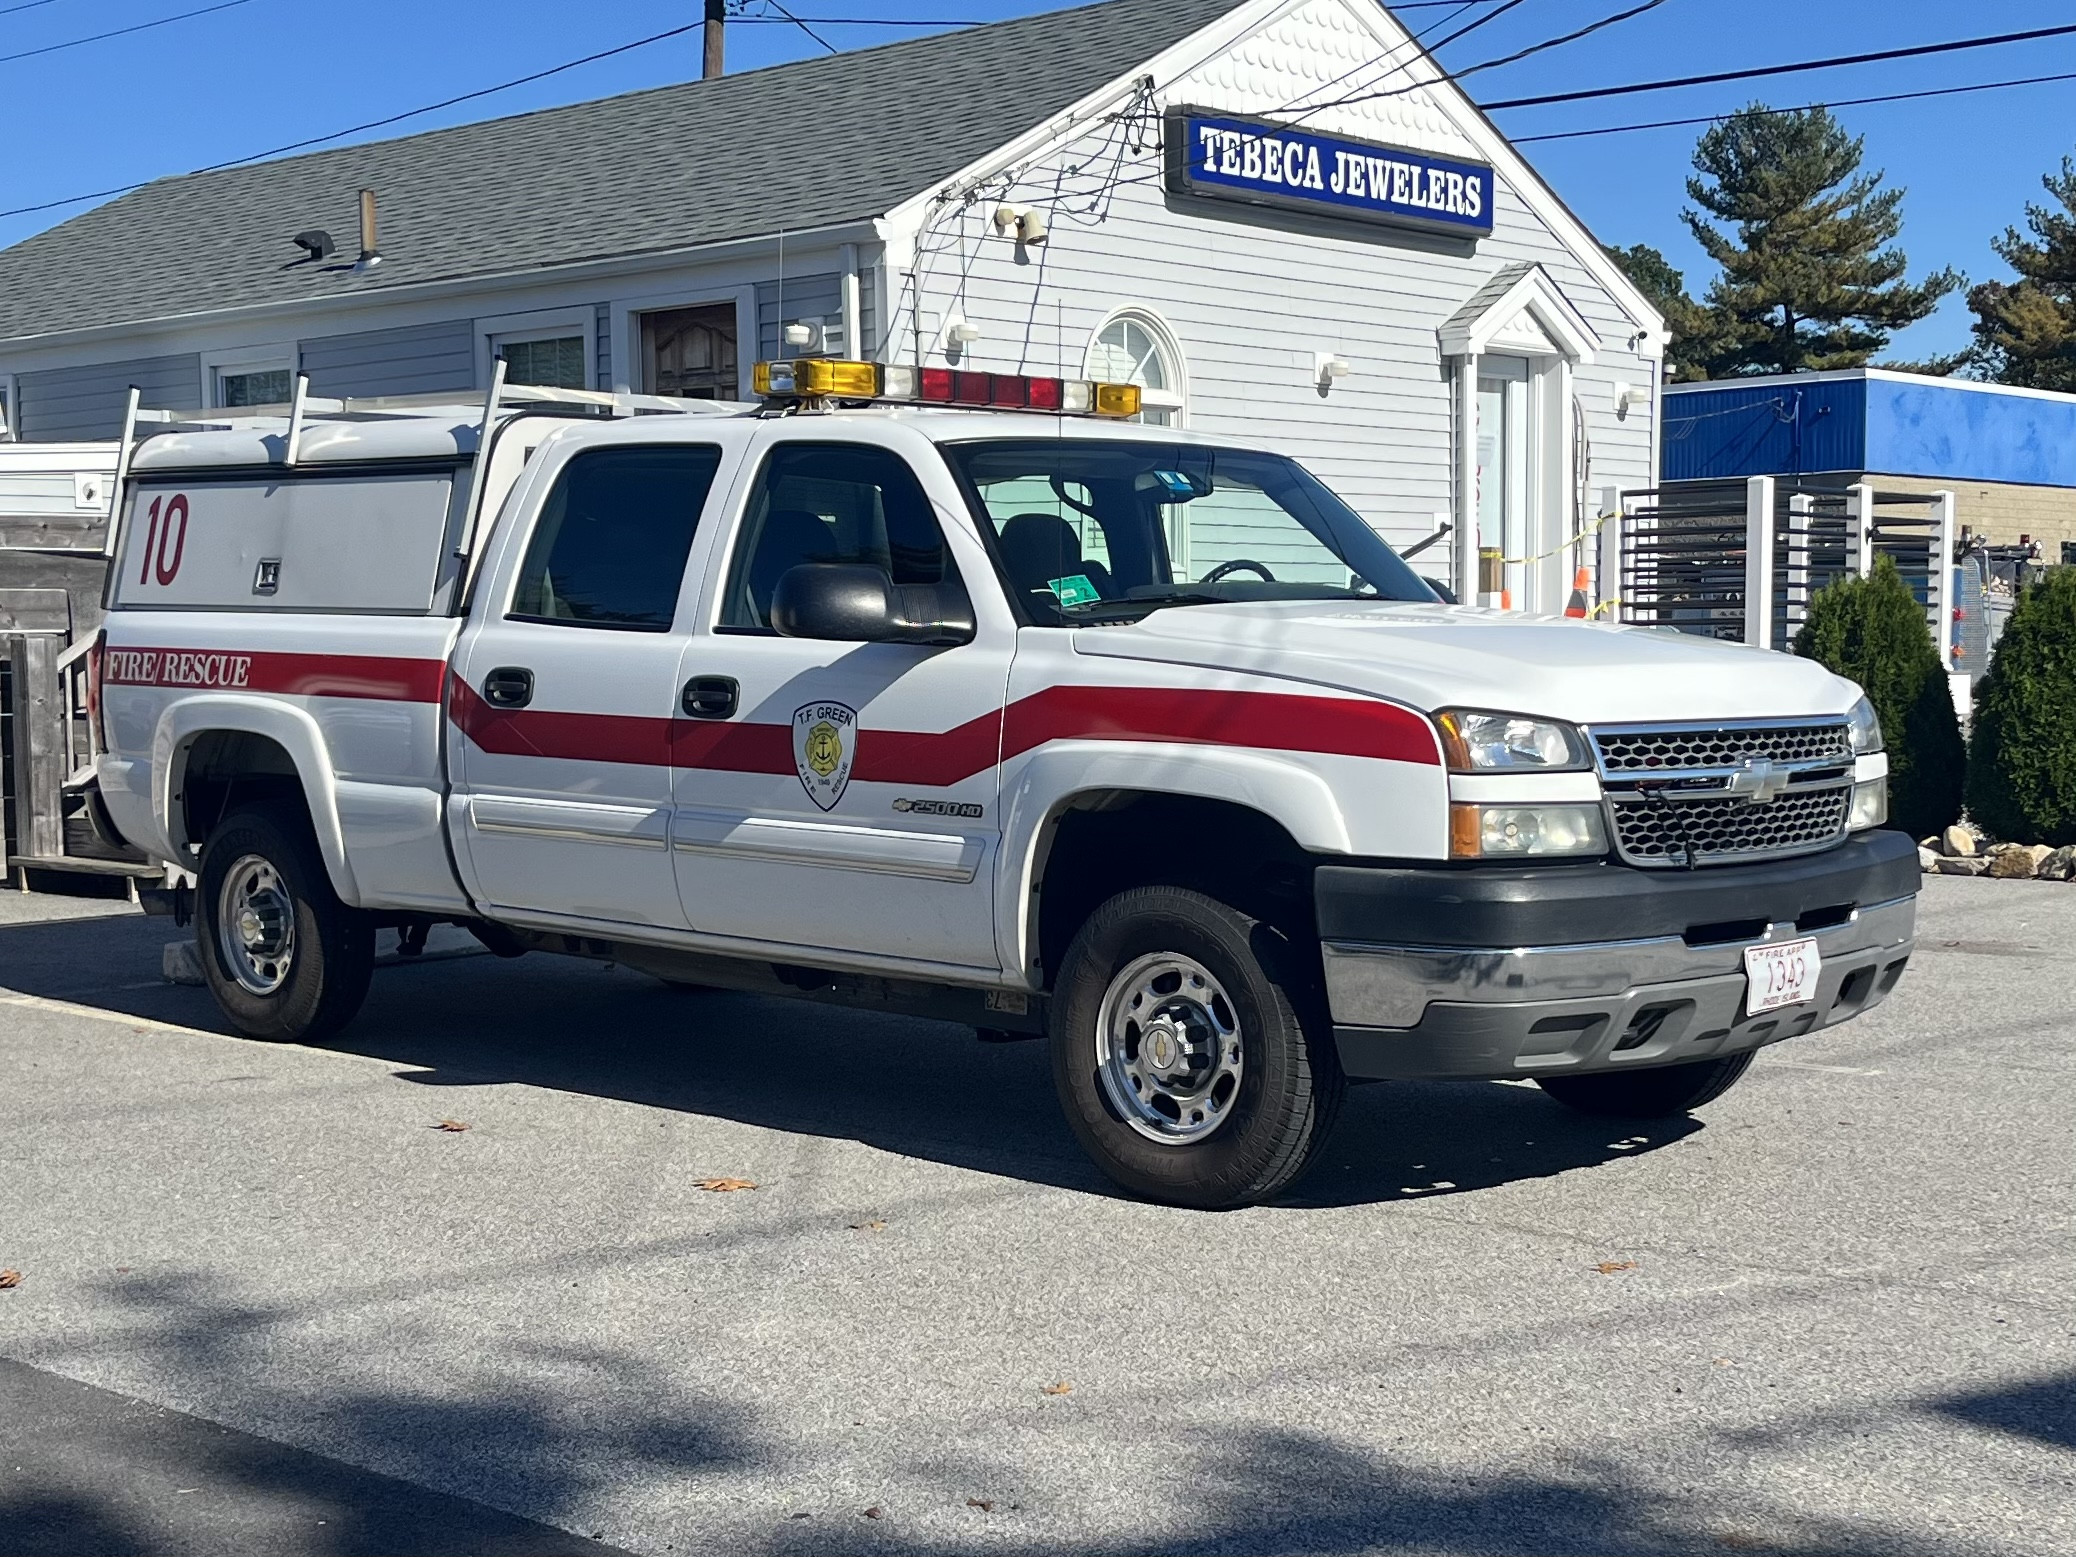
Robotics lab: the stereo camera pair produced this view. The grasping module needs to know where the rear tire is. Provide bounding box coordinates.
[197,806,375,1043]
[1049,886,1343,1209]
[1536,1052,1755,1118]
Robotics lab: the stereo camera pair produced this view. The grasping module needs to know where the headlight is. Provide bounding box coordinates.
[1450,803,1608,859]
[1846,694,1884,754]
[1436,709,1590,772]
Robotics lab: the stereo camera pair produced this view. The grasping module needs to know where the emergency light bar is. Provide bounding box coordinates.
[753,359,1142,418]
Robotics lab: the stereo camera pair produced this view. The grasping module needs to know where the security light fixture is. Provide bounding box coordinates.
[1315,351,1352,388]
[946,318,983,347]
[991,205,1050,245]
[783,320,824,351]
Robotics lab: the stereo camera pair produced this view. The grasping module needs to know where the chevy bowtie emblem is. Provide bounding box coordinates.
[1724,757,1788,804]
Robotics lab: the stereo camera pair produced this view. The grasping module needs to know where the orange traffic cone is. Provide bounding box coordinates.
[1564,565,1591,619]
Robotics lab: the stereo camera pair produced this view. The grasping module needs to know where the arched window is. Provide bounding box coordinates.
[1085,312,1185,427]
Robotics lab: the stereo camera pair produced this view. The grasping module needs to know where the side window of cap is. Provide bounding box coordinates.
[509,445,723,631]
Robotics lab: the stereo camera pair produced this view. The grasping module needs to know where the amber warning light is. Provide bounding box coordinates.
[754,359,1141,418]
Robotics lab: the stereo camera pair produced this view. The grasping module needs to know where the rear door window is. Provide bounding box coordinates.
[509,445,724,631]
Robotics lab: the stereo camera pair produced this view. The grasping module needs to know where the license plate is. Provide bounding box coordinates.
[1744,938,1822,1016]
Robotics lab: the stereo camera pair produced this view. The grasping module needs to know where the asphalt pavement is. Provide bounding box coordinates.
[0,874,2070,1555]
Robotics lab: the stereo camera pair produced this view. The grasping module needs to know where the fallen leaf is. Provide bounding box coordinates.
[1040,1382,1072,1396]
[696,1177,758,1193]
[966,1498,995,1512]
[1592,1261,1637,1275]
[1714,1357,1732,1366]
[432,1119,470,1133]
[850,1219,887,1232]
[862,1506,883,1520]
[0,1270,20,1290]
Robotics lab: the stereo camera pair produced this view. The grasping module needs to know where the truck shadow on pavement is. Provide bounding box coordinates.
[2,910,1700,1210]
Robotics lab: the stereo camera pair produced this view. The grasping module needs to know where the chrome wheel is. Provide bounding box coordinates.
[1094,952,1244,1145]
[217,854,295,996]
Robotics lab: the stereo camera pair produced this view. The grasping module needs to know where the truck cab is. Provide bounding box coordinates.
[89,366,1918,1208]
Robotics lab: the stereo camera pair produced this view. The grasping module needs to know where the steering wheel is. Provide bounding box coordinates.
[1199,558,1277,584]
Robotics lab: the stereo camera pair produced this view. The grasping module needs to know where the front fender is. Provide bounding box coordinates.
[154,696,362,907]
[992,744,1359,984]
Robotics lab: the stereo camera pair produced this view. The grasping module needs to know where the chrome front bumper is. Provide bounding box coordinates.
[1326,895,1916,1081]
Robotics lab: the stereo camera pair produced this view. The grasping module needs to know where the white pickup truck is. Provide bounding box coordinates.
[85,364,1917,1208]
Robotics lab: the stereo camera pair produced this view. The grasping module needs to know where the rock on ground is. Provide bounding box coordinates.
[1941,824,1982,857]
[1936,856,1991,876]
[2041,845,2076,882]
[1988,844,2054,879]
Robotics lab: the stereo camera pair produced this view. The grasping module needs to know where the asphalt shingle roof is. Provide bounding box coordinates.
[0,0,1246,343]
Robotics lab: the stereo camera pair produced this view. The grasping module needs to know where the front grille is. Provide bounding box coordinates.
[1609,785,1851,866]
[1594,722,1850,772]
[1591,718,1856,868]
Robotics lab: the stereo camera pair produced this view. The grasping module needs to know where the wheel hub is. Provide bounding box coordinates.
[1093,953,1244,1146]
[218,855,295,996]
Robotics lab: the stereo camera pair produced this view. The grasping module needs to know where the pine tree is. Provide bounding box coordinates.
[1964,156,2076,390]
[1682,105,1961,377]
[1603,243,1717,381]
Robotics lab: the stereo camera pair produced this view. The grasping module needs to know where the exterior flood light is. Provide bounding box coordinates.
[1315,351,1351,388]
[991,204,1050,244]
[782,320,823,351]
[946,319,984,347]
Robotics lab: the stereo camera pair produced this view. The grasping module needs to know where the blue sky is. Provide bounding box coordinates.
[2,0,2072,359]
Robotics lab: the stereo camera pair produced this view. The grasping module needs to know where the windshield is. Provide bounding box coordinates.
[940,438,1438,624]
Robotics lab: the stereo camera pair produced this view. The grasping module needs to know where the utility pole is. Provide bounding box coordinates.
[703,0,725,79]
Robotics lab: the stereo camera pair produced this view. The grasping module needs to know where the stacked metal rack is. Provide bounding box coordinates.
[1599,475,1957,668]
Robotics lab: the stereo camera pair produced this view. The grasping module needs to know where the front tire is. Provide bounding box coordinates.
[197,806,375,1043]
[1536,1052,1755,1118]
[1049,887,1344,1209]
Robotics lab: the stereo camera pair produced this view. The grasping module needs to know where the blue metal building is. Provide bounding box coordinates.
[1662,369,2076,557]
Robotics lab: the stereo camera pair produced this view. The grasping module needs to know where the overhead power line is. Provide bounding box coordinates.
[0,18,712,222]
[746,0,838,54]
[1479,21,2076,112]
[1513,67,2076,143]
[0,0,73,17]
[1457,0,1668,80]
[0,0,254,68]
[1276,0,1664,123]
[1281,0,1531,125]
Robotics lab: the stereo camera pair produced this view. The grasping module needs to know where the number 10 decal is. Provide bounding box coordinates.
[138,493,188,586]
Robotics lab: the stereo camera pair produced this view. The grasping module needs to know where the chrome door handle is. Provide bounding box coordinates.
[483,666,534,709]
[681,675,738,719]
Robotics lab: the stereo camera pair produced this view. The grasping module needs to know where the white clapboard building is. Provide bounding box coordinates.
[0,0,1662,608]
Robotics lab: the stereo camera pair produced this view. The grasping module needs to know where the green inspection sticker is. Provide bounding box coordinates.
[1047,573,1101,607]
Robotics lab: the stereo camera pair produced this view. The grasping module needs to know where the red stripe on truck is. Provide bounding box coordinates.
[106,645,1443,778]
[102,646,446,702]
[450,675,1439,780]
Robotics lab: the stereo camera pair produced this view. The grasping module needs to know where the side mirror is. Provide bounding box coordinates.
[770,563,975,647]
